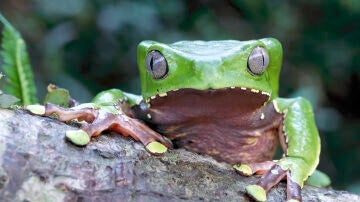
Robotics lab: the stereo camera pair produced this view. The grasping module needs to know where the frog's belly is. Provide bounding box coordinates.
[134,88,283,164]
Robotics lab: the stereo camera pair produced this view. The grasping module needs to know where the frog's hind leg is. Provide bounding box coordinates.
[234,161,275,176]
[244,97,321,202]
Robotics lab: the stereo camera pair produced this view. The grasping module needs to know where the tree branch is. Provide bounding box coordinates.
[0,109,358,201]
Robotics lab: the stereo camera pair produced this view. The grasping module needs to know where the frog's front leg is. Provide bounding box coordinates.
[40,103,172,153]
[79,106,173,150]
[237,97,320,202]
[28,89,172,154]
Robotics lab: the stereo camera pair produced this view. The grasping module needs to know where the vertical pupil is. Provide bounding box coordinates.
[145,50,168,79]
[261,53,264,66]
[150,57,154,70]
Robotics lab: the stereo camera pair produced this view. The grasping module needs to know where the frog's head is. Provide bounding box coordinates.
[137,38,282,104]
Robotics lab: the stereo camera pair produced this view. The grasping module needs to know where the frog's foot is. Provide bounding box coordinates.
[80,110,172,154]
[245,164,301,202]
[234,161,275,176]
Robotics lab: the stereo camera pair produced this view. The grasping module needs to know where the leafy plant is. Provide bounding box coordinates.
[0,13,37,105]
[0,93,20,108]
[0,72,20,108]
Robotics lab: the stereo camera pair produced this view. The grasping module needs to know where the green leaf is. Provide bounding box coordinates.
[44,88,70,108]
[0,93,20,108]
[0,13,38,105]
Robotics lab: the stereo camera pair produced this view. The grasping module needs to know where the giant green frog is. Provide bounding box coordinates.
[28,38,320,202]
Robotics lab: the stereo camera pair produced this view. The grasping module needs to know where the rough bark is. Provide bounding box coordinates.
[0,109,358,202]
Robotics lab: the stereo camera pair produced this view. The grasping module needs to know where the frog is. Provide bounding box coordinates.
[27,38,321,202]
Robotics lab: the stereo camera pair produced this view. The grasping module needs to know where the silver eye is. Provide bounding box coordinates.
[145,50,168,79]
[247,46,269,75]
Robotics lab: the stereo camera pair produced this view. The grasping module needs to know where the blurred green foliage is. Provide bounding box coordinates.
[0,13,38,105]
[0,0,359,193]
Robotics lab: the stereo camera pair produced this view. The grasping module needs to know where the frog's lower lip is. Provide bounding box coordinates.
[146,87,270,114]
[147,87,270,102]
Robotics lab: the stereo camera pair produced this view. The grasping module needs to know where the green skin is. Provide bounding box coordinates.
[32,38,321,201]
[96,38,320,201]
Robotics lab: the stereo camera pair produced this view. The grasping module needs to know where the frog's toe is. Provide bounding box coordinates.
[145,141,168,155]
[234,161,275,176]
[245,184,267,202]
[26,104,46,115]
[234,164,253,176]
[66,129,90,146]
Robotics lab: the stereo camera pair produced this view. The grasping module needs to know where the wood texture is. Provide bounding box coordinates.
[0,109,358,202]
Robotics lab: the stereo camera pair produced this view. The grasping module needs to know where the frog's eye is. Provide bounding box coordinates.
[247,46,269,75]
[145,50,168,79]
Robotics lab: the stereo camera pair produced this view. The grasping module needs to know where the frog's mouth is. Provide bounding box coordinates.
[131,87,277,164]
[143,87,271,121]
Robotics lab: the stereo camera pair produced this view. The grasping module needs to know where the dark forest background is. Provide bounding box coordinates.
[0,0,359,194]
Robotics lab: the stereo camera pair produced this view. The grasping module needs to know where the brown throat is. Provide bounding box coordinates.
[133,87,282,164]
